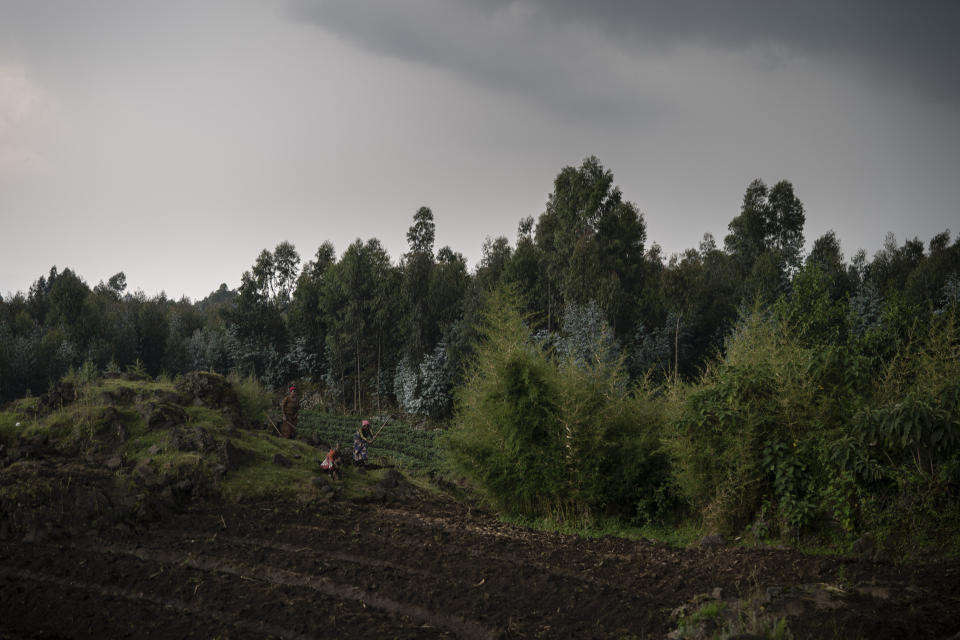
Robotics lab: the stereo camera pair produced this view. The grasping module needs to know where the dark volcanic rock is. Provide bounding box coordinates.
[98,386,136,406]
[218,439,255,471]
[169,426,217,453]
[140,402,188,431]
[175,371,239,410]
[39,382,77,413]
[91,407,127,445]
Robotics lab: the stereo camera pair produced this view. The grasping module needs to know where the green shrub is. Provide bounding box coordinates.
[63,360,100,387]
[666,304,960,552]
[838,311,960,554]
[443,287,671,524]
[444,291,565,516]
[229,371,273,425]
[666,310,825,535]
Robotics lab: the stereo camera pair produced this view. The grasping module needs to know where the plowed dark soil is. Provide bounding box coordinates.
[2,492,960,639]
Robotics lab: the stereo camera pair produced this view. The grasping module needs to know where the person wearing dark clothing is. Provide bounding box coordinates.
[280,385,298,439]
[353,420,375,466]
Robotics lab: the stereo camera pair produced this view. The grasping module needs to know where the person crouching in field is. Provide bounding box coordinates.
[280,384,298,439]
[320,443,343,480]
[353,420,376,467]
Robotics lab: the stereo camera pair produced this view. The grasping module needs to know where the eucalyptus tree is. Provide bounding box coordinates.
[806,231,854,303]
[475,236,512,292]
[228,242,302,383]
[289,241,337,378]
[534,156,647,334]
[250,241,301,310]
[503,216,545,318]
[402,207,437,363]
[903,230,960,309]
[321,238,397,411]
[724,178,806,304]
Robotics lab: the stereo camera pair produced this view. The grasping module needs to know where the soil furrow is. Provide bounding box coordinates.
[5,493,960,639]
[87,541,500,640]
[0,566,313,640]
[283,520,643,593]
[150,530,438,579]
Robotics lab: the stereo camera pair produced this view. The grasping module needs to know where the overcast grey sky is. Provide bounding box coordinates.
[2,0,958,301]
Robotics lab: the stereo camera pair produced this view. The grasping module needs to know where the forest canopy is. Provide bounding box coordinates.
[2,156,957,411]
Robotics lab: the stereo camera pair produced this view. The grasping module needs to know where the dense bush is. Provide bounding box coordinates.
[667,303,960,552]
[443,288,670,523]
[666,310,827,536]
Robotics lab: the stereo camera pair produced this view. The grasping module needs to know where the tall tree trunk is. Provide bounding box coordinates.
[674,312,682,384]
[355,333,361,412]
[376,330,382,415]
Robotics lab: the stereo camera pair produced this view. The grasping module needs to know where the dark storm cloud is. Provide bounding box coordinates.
[529,0,960,103]
[286,0,673,123]
[290,0,960,107]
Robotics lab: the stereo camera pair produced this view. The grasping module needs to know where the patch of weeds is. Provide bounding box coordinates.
[669,593,796,640]
[0,410,26,444]
[9,396,40,417]
[672,600,726,638]
[770,616,793,640]
[184,406,229,430]
[636,519,704,548]
[690,600,725,624]
[727,603,794,640]
[120,428,171,460]
[834,563,851,590]
[228,372,273,424]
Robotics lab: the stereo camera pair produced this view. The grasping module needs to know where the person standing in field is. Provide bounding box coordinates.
[280,384,299,439]
[353,420,375,466]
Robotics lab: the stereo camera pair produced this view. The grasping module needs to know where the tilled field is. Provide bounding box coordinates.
[2,493,960,639]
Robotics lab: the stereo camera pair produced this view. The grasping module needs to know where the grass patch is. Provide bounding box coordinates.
[0,411,24,444]
[0,398,41,444]
[218,432,319,501]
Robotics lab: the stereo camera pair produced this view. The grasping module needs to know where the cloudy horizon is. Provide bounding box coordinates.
[2,0,958,301]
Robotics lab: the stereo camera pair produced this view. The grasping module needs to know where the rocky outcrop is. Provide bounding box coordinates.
[139,402,188,431]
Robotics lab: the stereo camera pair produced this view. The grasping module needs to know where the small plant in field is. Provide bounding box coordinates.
[105,358,122,378]
[126,358,149,379]
[63,360,100,387]
[671,600,726,638]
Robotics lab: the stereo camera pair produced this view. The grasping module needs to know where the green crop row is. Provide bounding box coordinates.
[298,412,440,473]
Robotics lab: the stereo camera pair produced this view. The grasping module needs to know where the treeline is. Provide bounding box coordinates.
[1,156,958,419]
